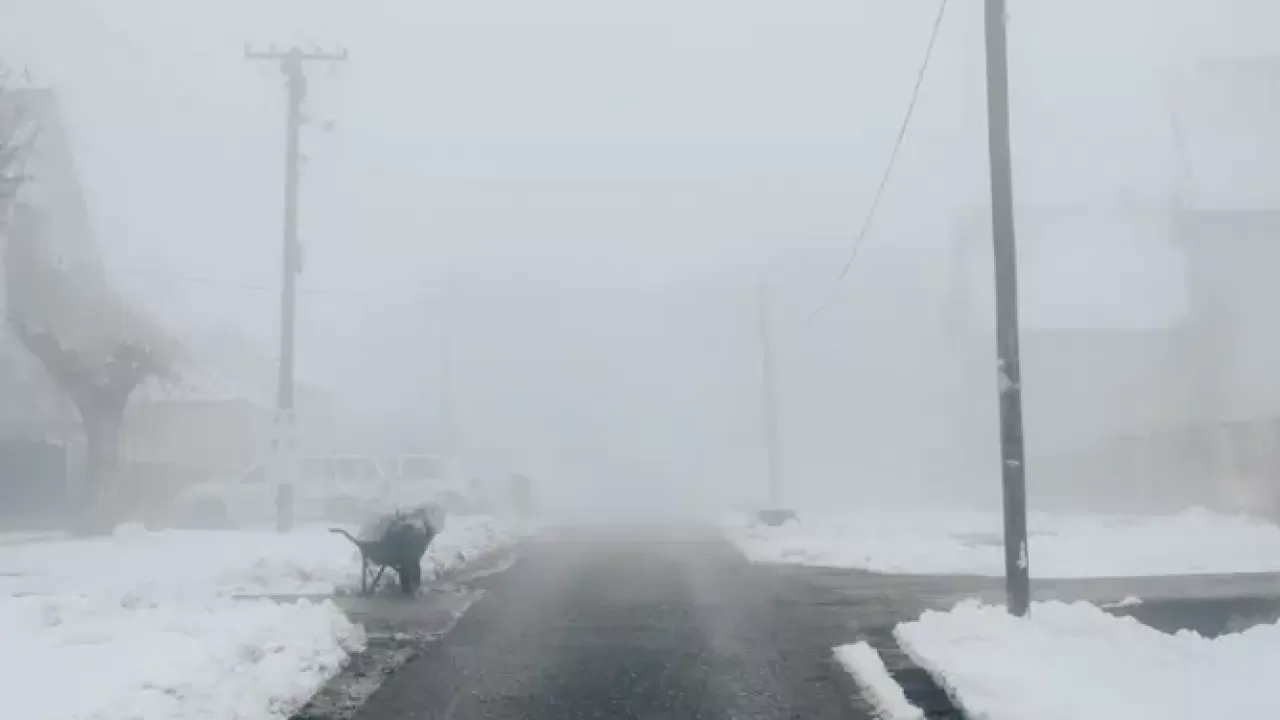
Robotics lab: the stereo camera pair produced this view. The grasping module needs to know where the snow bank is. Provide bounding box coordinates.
[422,514,524,581]
[0,593,363,720]
[727,507,1280,577]
[0,514,522,598]
[895,599,1280,720]
[833,641,924,720]
[0,514,522,720]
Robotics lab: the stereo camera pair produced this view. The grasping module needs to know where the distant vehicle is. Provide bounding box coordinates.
[380,454,477,513]
[172,454,388,528]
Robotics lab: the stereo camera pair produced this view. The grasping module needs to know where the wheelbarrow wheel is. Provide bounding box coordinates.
[398,561,422,595]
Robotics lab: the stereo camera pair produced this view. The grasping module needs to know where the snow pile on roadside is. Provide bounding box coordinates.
[420,513,523,581]
[1101,596,1143,609]
[0,514,523,720]
[833,642,924,720]
[895,599,1280,720]
[726,507,1280,577]
[0,531,66,547]
[0,593,364,720]
[0,513,522,598]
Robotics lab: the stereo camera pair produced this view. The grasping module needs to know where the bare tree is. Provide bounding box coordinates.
[3,75,171,533]
[12,320,166,533]
[7,238,172,532]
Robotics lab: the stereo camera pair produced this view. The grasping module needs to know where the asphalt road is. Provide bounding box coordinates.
[346,525,951,720]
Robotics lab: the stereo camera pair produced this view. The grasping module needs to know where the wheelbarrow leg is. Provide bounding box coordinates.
[369,565,387,594]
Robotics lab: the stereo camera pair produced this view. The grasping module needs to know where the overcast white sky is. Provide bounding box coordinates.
[4,0,1280,510]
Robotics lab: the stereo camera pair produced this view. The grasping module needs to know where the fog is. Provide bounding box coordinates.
[5,0,1280,521]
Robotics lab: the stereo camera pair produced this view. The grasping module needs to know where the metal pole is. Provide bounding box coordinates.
[758,281,782,508]
[440,282,457,459]
[984,0,1031,616]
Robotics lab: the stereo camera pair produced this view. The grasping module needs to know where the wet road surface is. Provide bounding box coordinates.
[347,525,924,720]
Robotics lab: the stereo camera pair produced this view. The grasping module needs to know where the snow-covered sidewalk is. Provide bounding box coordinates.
[894,600,1280,720]
[0,514,523,720]
[727,507,1280,578]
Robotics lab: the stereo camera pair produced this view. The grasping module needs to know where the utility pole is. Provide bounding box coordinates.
[439,281,459,461]
[246,44,347,532]
[984,0,1031,616]
[757,280,782,509]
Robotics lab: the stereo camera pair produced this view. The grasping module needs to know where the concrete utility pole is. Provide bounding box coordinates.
[439,281,459,460]
[757,280,782,509]
[246,44,347,532]
[983,0,1031,616]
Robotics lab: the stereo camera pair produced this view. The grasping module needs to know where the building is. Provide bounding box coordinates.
[945,207,1214,511]
[117,324,392,520]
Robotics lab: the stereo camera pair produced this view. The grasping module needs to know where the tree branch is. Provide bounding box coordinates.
[11,319,96,410]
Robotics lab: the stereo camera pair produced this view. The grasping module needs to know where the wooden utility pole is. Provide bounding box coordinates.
[246,44,347,532]
[758,280,782,508]
[983,0,1031,616]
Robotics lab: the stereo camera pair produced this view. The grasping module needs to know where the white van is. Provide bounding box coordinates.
[172,454,389,528]
[380,454,478,513]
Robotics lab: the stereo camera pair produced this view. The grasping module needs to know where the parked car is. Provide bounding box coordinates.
[380,454,479,513]
[172,454,389,528]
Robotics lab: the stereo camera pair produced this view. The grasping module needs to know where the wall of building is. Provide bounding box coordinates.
[1,88,104,437]
[1178,210,1280,423]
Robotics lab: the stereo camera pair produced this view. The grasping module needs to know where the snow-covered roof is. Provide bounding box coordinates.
[133,364,271,407]
[130,326,340,411]
[0,88,102,276]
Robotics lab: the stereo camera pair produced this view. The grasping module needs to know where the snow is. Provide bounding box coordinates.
[833,641,924,720]
[0,514,521,598]
[1101,596,1143,609]
[1,594,363,720]
[0,513,521,720]
[726,507,1280,578]
[895,599,1280,720]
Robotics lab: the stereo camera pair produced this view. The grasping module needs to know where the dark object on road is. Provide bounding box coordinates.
[331,507,443,595]
[755,509,798,527]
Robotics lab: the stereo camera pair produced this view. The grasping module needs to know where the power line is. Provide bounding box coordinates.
[108,265,421,300]
[807,0,950,322]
